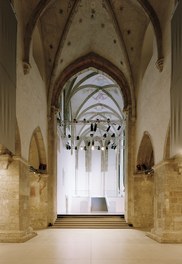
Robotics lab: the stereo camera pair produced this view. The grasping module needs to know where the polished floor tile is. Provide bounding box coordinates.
[0,229,182,264]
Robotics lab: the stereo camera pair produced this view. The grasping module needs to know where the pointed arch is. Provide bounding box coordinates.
[137,131,154,170]
[29,127,47,169]
[50,52,132,114]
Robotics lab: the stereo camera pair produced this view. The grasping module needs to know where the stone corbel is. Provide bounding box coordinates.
[176,162,182,175]
[173,154,182,174]
[23,61,31,74]
[0,154,12,170]
[51,105,59,114]
[155,57,164,72]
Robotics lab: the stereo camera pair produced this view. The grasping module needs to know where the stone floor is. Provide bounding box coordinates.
[0,228,182,264]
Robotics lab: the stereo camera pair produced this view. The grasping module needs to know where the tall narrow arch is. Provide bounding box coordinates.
[28,127,47,170]
[137,132,154,170]
[29,127,48,229]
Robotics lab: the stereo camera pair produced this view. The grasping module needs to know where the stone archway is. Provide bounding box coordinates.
[47,52,135,222]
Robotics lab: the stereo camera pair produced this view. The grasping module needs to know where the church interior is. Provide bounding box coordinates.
[1,0,182,261]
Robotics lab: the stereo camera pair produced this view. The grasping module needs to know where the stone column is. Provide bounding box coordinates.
[47,107,57,224]
[124,110,136,225]
[148,155,182,243]
[0,155,36,242]
[29,172,48,229]
[133,173,154,228]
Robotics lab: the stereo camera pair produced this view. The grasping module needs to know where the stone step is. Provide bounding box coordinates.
[52,215,130,229]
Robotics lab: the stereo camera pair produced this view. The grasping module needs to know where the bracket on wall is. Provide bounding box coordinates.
[173,154,182,174]
[0,154,12,170]
[155,57,164,72]
[23,61,31,75]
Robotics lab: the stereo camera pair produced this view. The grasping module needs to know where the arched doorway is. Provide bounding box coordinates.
[57,68,126,215]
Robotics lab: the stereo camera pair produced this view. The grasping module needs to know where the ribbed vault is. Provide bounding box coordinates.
[22,0,167,120]
[58,67,125,150]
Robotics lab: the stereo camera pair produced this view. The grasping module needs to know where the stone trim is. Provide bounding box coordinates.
[0,229,37,243]
[147,231,182,243]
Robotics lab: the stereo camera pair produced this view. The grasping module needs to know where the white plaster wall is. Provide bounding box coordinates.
[15,2,47,161]
[136,20,171,164]
[57,135,76,213]
[57,132,124,213]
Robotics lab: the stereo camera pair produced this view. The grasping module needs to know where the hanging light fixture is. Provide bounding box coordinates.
[91,140,94,150]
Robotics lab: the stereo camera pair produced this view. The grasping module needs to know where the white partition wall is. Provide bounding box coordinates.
[57,134,125,214]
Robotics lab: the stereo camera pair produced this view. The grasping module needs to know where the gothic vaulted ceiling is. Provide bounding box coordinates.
[22,0,169,116]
